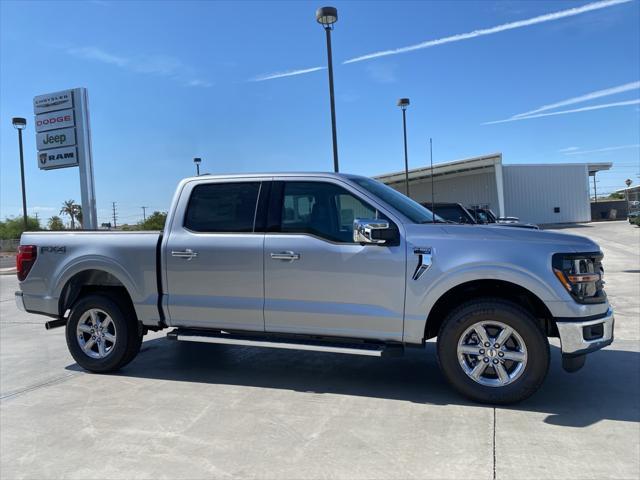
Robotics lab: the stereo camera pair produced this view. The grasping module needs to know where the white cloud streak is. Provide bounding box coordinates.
[250,66,325,82]
[514,81,640,118]
[343,0,632,64]
[67,46,212,87]
[483,99,640,124]
[558,146,580,152]
[564,144,640,155]
[68,46,129,67]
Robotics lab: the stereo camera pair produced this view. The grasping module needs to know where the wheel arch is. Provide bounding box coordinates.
[423,279,556,341]
[58,269,136,321]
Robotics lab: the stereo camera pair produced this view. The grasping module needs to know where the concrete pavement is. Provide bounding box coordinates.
[1,221,638,479]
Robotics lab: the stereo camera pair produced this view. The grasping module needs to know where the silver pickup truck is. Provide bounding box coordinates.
[16,173,614,404]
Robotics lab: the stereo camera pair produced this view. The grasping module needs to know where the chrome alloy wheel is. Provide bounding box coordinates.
[76,308,117,359]
[457,320,528,387]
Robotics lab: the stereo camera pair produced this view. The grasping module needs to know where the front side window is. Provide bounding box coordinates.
[280,182,381,243]
[349,176,442,223]
[184,182,260,232]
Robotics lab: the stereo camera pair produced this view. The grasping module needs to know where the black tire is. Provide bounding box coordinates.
[436,298,549,405]
[66,294,142,373]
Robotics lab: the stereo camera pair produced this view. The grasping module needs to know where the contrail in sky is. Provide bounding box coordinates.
[514,81,640,118]
[251,66,325,82]
[343,0,632,64]
[482,99,640,124]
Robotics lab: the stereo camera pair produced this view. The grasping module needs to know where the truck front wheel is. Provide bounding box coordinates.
[65,294,142,373]
[437,299,549,404]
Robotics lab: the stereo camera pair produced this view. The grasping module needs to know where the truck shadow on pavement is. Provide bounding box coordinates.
[66,338,638,427]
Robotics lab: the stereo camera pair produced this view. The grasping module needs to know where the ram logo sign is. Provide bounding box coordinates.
[38,146,79,170]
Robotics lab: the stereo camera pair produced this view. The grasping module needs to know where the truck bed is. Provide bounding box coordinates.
[17,230,163,325]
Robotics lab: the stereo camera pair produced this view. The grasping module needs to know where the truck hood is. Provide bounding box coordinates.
[404,223,600,252]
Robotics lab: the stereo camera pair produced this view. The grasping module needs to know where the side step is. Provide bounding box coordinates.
[167,328,403,357]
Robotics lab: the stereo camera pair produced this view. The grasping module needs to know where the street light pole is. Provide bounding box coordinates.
[12,117,28,230]
[397,98,410,197]
[194,157,202,176]
[625,178,632,217]
[316,6,339,173]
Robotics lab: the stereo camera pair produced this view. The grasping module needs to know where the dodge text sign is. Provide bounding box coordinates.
[35,109,75,133]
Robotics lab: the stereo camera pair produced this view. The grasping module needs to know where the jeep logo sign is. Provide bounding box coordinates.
[36,127,76,150]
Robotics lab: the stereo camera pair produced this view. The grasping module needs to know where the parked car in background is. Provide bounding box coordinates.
[469,206,540,230]
[16,173,613,404]
[422,202,476,224]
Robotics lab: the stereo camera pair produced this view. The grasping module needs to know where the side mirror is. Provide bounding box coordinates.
[353,218,391,244]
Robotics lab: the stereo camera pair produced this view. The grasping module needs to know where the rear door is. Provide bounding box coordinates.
[164,178,268,331]
[263,178,406,341]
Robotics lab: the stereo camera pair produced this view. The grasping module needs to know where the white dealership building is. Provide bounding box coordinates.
[375,153,612,225]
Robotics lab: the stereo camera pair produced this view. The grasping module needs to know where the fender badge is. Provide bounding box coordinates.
[412,247,433,281]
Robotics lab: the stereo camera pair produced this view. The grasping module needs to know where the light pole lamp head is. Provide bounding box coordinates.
[316,6,338,29]
[626,178,632,187]
[12,117,27,130]
[397,98,410,110]
[193,157,202,165]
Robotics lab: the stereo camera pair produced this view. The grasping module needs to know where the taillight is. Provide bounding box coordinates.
[17,245,37,281]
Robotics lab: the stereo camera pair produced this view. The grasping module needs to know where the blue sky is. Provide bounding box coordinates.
[1,0,639,226]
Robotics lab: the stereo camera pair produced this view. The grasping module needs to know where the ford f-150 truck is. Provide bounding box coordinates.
[15,173,614,404]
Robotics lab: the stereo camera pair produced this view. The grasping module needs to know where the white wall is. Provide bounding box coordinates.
[389,170,500,212]
[503,165,590,224]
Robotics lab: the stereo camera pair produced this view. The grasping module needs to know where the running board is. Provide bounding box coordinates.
[167,329,402,357]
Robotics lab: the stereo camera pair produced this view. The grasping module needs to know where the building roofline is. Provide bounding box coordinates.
[375,153,502,184]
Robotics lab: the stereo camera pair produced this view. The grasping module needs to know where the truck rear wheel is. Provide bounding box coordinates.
[436,299,549,404]
[65,294,142,373]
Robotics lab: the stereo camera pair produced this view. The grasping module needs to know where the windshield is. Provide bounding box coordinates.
[349,176,444,224]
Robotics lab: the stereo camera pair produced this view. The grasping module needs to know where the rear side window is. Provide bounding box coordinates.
[184,182,260,232]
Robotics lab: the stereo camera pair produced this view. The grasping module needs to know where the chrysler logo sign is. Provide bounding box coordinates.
[33,90,73,114]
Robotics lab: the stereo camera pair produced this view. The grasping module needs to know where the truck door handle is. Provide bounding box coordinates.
[171,249,198,260]
[270,251,300,261]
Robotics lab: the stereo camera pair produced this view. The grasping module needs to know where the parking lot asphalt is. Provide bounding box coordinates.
[1,221,638,480]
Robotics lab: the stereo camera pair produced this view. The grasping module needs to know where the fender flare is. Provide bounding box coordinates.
[54,255,142,309]
[404,263,562,344]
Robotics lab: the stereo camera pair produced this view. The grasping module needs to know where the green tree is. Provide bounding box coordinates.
[0,216,41,240]
[47,216,65,231]
[60,200,79,229]
[138,211,167,230]
[75,205,83,229]
[605,192,625,200]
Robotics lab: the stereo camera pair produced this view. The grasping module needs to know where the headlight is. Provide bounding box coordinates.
[552,252,606,304]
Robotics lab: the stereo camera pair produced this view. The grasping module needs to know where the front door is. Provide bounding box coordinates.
[164,179,266,331]
[264,179,406,341]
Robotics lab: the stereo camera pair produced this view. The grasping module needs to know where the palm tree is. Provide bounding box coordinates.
[74,205,83,229]
[47,216,65,231]
[60,200,78,229]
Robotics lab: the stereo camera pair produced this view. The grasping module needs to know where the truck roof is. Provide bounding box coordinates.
[181,172,365,181]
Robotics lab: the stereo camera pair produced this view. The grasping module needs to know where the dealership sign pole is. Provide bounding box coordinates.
[33,88,97,229]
